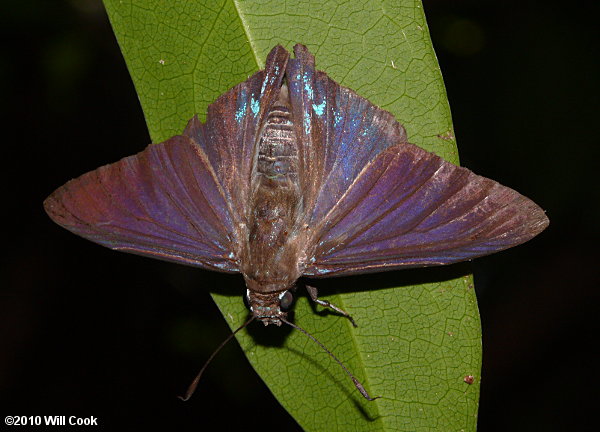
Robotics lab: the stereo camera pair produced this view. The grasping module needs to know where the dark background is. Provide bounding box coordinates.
[1,0,596,430]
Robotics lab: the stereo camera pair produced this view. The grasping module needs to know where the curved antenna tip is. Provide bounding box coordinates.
[280,317,380,401]
[178,315,256,401]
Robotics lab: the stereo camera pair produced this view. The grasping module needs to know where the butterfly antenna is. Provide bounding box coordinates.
[280,317,380,401]
[178,315,256,401]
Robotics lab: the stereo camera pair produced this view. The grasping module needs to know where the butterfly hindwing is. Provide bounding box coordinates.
[286,44,408,226]
[282,44,548,277]
[44,47,291,272]
[45,43,548,280]
[183,46,289,229]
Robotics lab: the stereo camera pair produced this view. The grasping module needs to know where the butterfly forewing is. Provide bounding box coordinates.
[279,45,548,277]
[45,43,549,296]
[304,143,549,276]
[43,43,549,403]
[44,136,238,271]
[44,47,292,273]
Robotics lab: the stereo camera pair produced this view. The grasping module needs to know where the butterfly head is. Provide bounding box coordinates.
[245,288,295,326]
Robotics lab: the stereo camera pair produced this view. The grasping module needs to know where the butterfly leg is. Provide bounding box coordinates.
[305,285,357,327]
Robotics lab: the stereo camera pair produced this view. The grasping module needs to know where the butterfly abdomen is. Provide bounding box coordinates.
[243,84,304,290]
[256,86,299,186]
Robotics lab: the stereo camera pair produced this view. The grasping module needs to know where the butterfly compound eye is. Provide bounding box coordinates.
[243,290,251,310]
[279,291,294,311]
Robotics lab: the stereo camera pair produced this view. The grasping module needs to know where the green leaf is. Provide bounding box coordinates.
[102,0,481,430]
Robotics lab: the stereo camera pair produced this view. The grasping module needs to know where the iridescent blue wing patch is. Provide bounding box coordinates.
[282,44,548,277]
[183,46,289,227]
[44,47,291,271]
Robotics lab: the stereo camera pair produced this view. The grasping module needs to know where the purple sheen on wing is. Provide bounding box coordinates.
[45,43,549,287]
[44,136,238,272]
[320,85,402,203]
[183,46,289,224]
[305,143,549,276]
[45,46,291,274]
[286,45,407,224]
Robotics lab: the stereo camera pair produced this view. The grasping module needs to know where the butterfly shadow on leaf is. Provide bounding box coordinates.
[286,343,380,421]
[302,261,474,320]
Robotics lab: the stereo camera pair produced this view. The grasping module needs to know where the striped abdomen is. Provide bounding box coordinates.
[243,85,304,288]
[257,103,298,185]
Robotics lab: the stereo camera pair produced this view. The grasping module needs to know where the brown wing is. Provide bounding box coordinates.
[45,47,292,270]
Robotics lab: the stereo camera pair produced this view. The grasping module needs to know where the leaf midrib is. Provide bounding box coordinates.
[232,0,261,68]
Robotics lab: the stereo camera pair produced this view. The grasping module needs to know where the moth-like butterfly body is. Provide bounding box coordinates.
[44,44,549,397]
